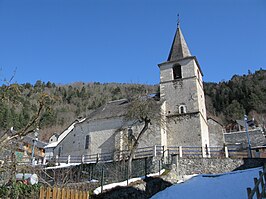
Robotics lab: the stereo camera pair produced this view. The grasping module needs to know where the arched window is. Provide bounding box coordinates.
[173,64,182,80]
[179,105,186,114]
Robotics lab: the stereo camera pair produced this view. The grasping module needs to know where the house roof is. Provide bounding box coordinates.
[224,128,265,147]
[207,114,224,126]
[22,136,47,149]
[44,118,86,149]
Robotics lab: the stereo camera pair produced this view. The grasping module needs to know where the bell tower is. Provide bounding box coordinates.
[159,24,209,156]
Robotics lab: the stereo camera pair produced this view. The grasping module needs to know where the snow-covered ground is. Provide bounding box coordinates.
[93,169,165,195]
[152,167,262,199]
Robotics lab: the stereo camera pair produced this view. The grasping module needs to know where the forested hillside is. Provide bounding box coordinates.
[0,69,265,141]
[204,69,266,126]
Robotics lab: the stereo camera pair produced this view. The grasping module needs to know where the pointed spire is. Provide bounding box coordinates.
[167,22,191,62]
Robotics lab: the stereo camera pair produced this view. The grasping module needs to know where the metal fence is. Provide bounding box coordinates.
[43,145,249,165]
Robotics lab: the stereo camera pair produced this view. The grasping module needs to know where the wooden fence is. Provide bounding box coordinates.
[247,167,266,199]
[39,186,88,199]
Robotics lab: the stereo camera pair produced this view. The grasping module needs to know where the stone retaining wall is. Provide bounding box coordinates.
[169,156,266,176]
[176,158,243,175]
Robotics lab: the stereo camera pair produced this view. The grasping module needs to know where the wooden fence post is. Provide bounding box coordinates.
[62,188,67,199]
[75,189,79,199]
[83,191,88,199]
[52,187,57,199]
[46,187,51,199]
[71,189,75,199]
[39,186,45,199]
[66,188,71,199]
[57,187,62,199]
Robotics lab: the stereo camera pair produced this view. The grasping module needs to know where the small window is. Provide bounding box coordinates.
[173,64,182,79]
[85,135,90,149]
[179,105,186,114]
[58,147,61,157]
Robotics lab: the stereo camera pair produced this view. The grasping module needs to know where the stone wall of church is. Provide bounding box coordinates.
[131,123,161,149]
[160,58,196,83]
[160,59,200,115]
[54,118,125,157]
[199,115,210,150]
[166,113,203,147]
[161,78,199,115]
[196,76,207,121]
[54,117,162,158]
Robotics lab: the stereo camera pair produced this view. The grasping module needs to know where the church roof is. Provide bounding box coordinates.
[88,99,129,121]
[87,95,161,121]
[167,25,191,61]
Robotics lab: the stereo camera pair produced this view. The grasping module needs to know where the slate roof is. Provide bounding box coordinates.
[87,99,130,121]
[22,135,48,149]
[224,128,265,147]
[167,25,191,61]
[87,96,160,121]
[158,25,204,76]
[207,114,224,126]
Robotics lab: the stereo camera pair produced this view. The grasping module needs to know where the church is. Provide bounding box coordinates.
[45,23,224,160]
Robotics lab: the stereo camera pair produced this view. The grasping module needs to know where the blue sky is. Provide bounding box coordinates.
[0,0,265,85]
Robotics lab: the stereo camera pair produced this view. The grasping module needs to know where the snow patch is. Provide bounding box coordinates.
[151,167,262,199]
[93,169,165,195]
[45,163,81,170]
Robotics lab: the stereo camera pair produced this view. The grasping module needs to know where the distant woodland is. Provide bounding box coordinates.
[0,69,265,141]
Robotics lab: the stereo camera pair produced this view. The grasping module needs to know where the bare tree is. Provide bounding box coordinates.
[124,95,162,177]
[0,73,52,185]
